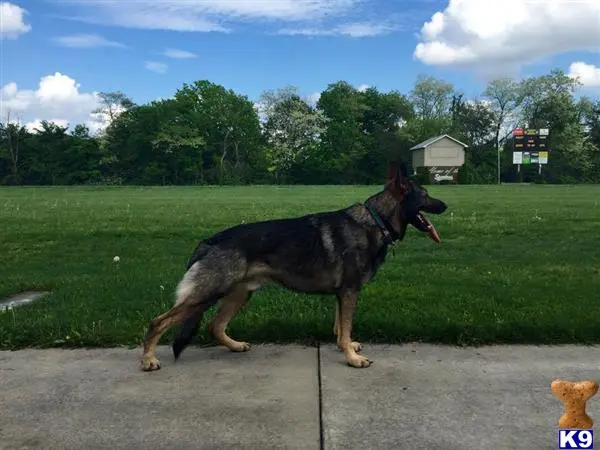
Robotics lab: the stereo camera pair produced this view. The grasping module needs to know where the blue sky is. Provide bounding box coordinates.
[1,0,599,131]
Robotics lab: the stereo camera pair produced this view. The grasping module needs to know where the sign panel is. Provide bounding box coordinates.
[530,152,539,164]
[428,166,459,183]
[512,128,550,165]
[513,152,523,164]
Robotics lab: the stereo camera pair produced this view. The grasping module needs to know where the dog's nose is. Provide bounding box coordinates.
[439,202,448,213]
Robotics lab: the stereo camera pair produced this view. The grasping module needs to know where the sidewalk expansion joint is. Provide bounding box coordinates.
[317,343,325,450]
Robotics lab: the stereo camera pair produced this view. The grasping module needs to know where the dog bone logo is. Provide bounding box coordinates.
[551,379,599,429]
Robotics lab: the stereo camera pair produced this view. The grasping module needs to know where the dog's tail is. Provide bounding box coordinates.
[172,295,220,360]
[172,313,203,360]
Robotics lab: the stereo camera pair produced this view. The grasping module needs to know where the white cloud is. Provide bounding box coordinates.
[467,98,493,109]
[0,2,31,39]
[335,22,395,38]
[25,118,70,133]
[253,101,267,123]
[0,72,118,135]
[54,33,125,49]
[144,61,168,74]
[356,84,370,92]
[278,22,396,38]
[568,61,600,88]
[64,0,359,32]
[306,92,321,106]
[162,48,198,59]
[414,0,600,72]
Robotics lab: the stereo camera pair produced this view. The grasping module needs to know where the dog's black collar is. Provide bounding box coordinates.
[365,204,395,246]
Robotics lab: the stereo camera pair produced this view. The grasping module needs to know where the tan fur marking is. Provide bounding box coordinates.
[333,303,361,352]
[338,293,370,367]
[209,284,251,352]
[333,302,339,336]
[321,224,335,257]
[246,262,272,278]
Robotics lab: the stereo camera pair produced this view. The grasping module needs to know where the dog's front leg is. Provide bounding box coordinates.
[337,292,371,368]
[334,298,362,353]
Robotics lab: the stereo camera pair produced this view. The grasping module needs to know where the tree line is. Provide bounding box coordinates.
[1,69,599,186]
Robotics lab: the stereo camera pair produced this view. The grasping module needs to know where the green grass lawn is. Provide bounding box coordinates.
[1,184,600,350]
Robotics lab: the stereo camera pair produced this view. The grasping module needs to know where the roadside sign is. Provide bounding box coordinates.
[513,152,523,164]
[512,128,550,173]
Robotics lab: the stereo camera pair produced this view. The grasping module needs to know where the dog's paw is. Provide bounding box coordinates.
[230,341,251,352]
[346,354,372,368]
[141,356,161,371]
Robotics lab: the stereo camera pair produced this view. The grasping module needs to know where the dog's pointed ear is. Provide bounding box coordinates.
[399,161,409,179]
[386,160,409,198]
[387,160,408,184]
[387,161,398,182]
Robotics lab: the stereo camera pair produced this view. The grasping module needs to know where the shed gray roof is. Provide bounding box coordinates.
[409,134,469,151]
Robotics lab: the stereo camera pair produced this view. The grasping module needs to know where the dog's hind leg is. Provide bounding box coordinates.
[141,251,247,371]
[208,284,252,352]
[141,259,237,371]
[141,302,205,371]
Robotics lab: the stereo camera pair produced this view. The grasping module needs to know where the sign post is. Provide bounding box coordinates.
[512,149,523,173]
[497,141,501,184]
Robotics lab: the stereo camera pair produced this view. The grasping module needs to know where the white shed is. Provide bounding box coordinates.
[409,134,468,183]
[409,134,468,168]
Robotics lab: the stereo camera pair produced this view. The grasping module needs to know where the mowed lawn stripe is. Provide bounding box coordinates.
[1,185,599,349]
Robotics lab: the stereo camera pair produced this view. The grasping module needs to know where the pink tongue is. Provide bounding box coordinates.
[422,215,441,243]
[428,224,441,243]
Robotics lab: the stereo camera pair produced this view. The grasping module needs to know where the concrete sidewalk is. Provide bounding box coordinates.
[0,345,320,450]
[320,343,600,450]
[2,344,600,450]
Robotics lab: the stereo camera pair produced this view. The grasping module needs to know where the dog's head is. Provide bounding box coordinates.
[385,161,447,243]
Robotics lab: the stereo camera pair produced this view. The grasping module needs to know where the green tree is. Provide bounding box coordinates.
[174,80,264,184]
[483,78,522,183]
[93,91,136,127]
[259,86,328,182]
[403,75,456,164]
[317,81,370,183]
[26,121,73,184]
[449,97,497,183]
[0,112,28,184]
[151,99,207,184]
[410,74,454,121]
[515,70,592,182]
[358,87,414,182]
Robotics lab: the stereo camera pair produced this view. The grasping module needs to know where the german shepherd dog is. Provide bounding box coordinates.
[140,162,447,371]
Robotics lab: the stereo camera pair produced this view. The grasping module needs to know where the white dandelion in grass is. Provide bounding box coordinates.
[113,256,120,263]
